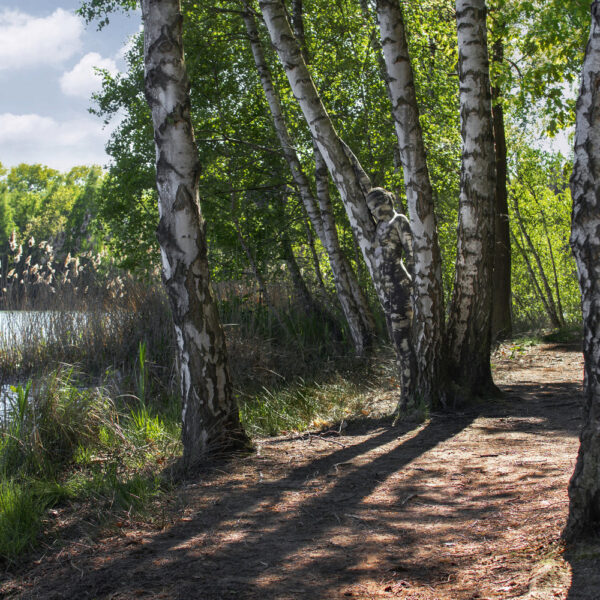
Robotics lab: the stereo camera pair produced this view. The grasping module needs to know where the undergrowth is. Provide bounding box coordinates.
[0,365,180,561]
[0,278,380,562]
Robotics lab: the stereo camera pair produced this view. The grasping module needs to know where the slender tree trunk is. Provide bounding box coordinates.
[512,193,564,327]
[564,0,600,542]
[242,3,374,355]
[375,0,447,408]
[491,38,513,340]
[301,211,326,294]
[313,142,377,342]
[280,230,316,314]
[141,0,249,466]
[290,0,376,343]
[259,0,417,404]
[230,192,288,332]
[526,181,566,326]
[447,0,498,399]
[510,228,560,327]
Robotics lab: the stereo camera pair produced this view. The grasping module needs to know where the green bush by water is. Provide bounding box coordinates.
[0,365,181,562]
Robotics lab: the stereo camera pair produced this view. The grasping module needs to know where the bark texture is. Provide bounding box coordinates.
[564,0,600,542]
[375,0,446,407]
[242,4,374,355]
[313,144,377,350]
[447,0,497,398]
[490,36,512,340]
[259,0,417,405]
[142,0,248,466]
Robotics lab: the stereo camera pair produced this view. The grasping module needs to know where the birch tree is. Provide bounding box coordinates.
[258,0,419,408]
[141,0,249,466]
[241,4,375,355]
[374,0,446,406]
[446,0,498,398]
[564,0,600,541]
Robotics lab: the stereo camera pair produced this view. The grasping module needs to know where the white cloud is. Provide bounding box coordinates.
[60,52,118,98]
[0,8,83,70]
[0,113,116,171]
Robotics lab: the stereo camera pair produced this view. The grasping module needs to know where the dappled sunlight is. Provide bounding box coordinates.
[1,344,594,599]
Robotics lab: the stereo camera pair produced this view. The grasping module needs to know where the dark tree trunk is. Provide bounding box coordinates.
[141,0,249,466]
[564,0,600,542]
[491,37,512,340]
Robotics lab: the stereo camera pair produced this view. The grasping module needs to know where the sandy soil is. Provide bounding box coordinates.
[2,342,600,599]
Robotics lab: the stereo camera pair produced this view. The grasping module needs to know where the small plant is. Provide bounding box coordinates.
[0,368,180,562]
[137,340,147,405]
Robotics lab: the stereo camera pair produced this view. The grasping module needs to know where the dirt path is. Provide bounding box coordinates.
[3,343,600,599]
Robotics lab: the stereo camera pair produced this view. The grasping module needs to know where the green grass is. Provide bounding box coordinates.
[0,479,44,560]
[239,373,371,437]
[0,356,378,562]
[0,281,379,563]
[0,364,181,562]
[542,324,583,344]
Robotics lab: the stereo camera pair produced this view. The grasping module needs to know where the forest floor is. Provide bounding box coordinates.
[3,341,600,599]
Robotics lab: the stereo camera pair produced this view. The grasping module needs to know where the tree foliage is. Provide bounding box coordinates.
[74,0,582,338]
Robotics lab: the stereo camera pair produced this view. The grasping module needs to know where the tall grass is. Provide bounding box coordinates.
[0,364,181,562]
[0,242,382,562]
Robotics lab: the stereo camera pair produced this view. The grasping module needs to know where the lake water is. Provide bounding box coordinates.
[1,310,93,419]
[0,311,81,419]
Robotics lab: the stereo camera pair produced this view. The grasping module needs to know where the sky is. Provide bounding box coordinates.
[0,0,141,172]
[0,1,573,173]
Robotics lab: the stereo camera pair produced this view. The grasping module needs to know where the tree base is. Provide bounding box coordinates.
[563,420,600,543]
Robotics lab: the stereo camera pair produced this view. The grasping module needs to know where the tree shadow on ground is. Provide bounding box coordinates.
[8,376,590,599]
[14,413,477,599]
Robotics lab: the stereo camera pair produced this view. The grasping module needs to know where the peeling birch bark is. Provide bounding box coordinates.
[141,0,249,466]
[258,0,416,403]
[242,4,374,355]
[564,0,600,541]
[375,0,446,407]
[447,0,498,398]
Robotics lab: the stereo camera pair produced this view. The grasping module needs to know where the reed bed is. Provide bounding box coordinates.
[0,240,382,562]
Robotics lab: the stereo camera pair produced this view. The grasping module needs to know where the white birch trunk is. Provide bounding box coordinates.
[375,0,446,407]
[447,0,497,398]
[313,143,377,344]
[141,0,249,466]
[565,0,600,541]
[241,4,373,354]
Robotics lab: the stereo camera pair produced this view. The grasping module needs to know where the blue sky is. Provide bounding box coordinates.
[0,1,141,171]
[0,1,572,172]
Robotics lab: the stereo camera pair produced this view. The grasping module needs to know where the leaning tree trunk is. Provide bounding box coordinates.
[289,0,376,344]
[241,4,374,355]
[141,0,249,466]
[564,0,600,542]
[259,0,417,406]
[313,142,377,343]
[446,0,498,399]
[375,0,447,408]
[512,192,564,328]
